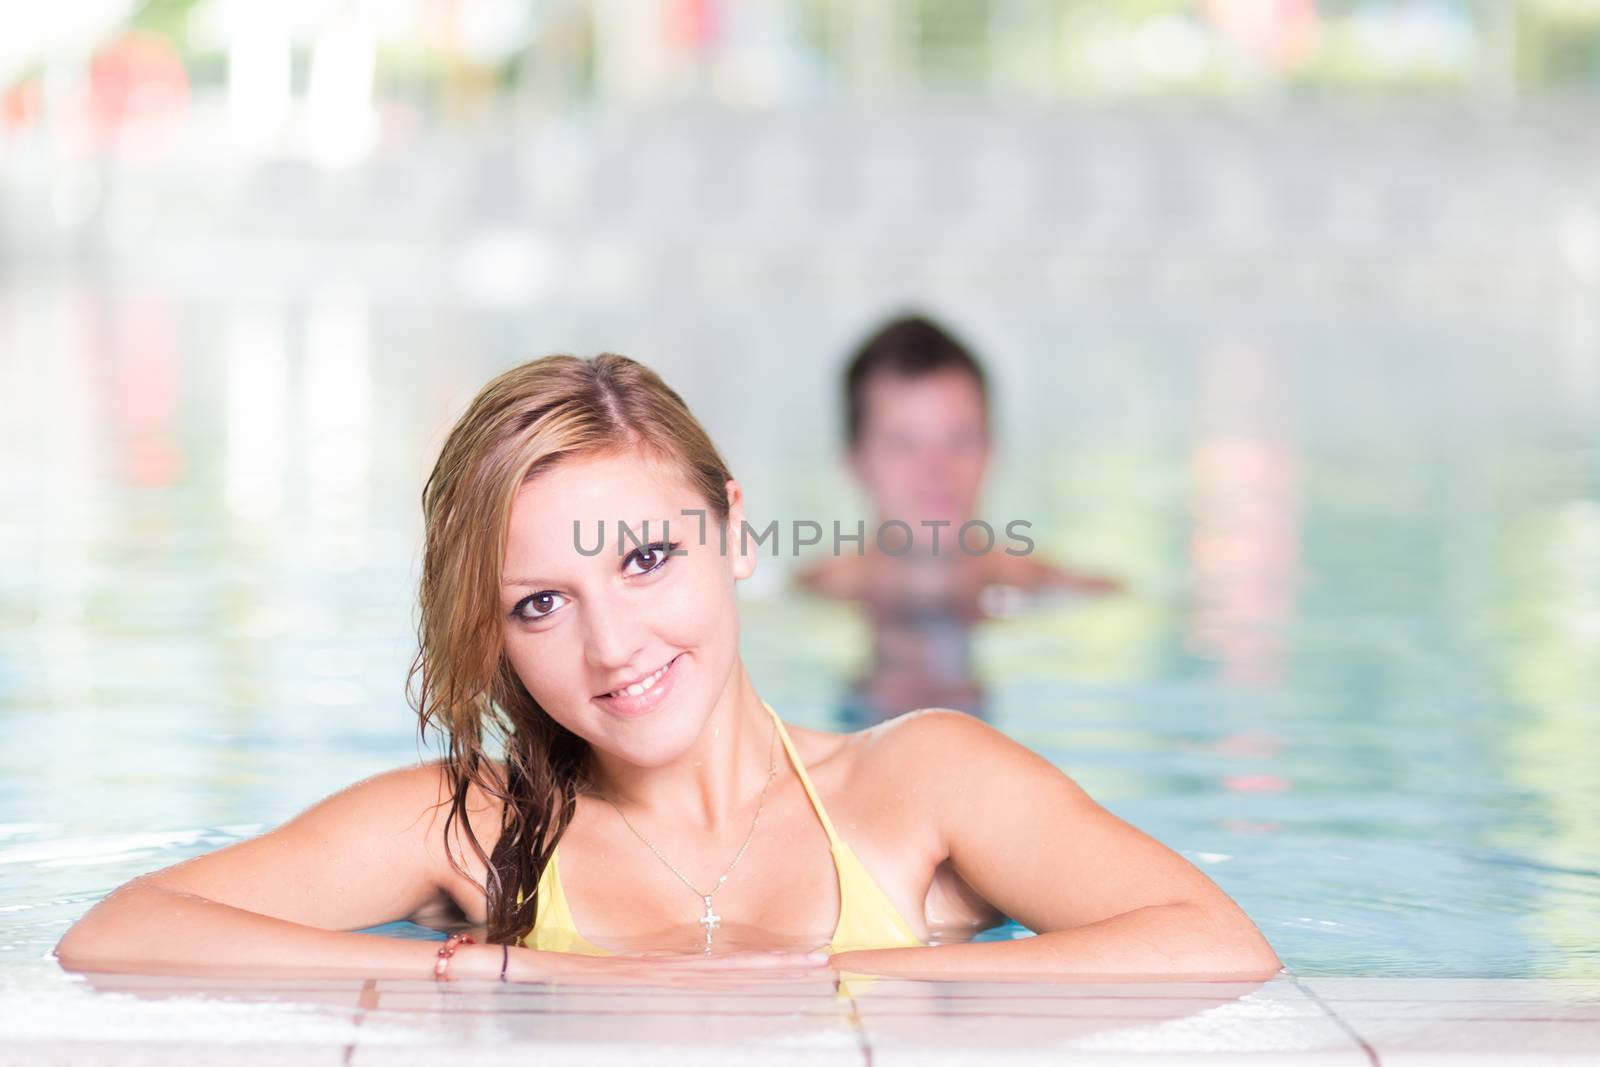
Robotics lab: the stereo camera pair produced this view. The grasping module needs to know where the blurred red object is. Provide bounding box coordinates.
[88,31,189,149]
[2,76,43,131]
[1202,0,1320,70]
[666,0,719,51]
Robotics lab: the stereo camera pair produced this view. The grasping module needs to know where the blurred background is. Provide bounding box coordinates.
[2,0,1599,987]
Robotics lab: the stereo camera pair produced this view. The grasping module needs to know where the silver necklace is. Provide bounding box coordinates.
[599,716,780,951]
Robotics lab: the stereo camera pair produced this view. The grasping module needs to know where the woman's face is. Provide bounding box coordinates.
[499,449,754,765]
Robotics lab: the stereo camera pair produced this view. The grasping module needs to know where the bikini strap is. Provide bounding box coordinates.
[761,699,844,850]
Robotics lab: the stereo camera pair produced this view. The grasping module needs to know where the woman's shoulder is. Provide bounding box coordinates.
[793,710,1031,862]
[857,707,1014,769]
[338,756,504,803]
[793,707,1017,788]
[846,710,1086,862]
[328,758,510,856]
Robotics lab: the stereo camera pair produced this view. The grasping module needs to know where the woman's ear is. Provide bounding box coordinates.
[724,479,757,582]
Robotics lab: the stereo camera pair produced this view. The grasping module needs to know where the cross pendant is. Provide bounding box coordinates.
[699,895,721,930]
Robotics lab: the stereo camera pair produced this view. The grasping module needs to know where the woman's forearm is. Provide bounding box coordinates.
[54,880,514,981]
[829,902,1283,981]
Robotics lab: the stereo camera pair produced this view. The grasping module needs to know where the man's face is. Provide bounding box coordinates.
[851,369,990,532]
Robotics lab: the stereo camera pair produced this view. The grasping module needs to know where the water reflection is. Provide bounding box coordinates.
[224,306,289,524]
[837,554,988,727]
[1490,493,1600,978]
[1186,343,1302,691]
[304,293,372,567]
[108,292,181,489]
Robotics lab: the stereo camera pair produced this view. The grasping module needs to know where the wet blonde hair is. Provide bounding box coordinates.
[409,353,733,944]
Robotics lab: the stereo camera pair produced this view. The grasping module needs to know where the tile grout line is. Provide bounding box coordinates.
[835,972,874,1067]
[341,978,380,1066]
[1291,975,1380,1067]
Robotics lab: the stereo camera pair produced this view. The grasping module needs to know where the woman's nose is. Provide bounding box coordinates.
[580,590,648,671]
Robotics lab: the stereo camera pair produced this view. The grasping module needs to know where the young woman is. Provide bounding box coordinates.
[54,354,1282,984]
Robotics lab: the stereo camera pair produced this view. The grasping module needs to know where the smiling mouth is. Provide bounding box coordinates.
[598,654,682,699]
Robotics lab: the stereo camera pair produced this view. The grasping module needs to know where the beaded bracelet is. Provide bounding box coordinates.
[433,933,476,981]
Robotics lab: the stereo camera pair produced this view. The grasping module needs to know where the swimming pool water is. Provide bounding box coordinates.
[1,269,1597,988]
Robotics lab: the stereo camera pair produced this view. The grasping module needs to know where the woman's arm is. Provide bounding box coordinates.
[831,711,1283,980]
[55,762,536,981]
[55,760,844,984]
[57,880,512,980]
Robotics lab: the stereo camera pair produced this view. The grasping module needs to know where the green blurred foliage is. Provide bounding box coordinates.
[85,0,1600,101]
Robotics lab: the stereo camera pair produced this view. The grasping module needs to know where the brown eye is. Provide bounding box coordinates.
[622,541,679,577]
[512,591,567,620]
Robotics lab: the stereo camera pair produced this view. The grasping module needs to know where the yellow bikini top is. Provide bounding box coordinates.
[514,700,925,957]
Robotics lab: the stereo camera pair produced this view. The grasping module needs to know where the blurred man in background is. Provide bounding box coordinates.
[798,314,1122,725]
